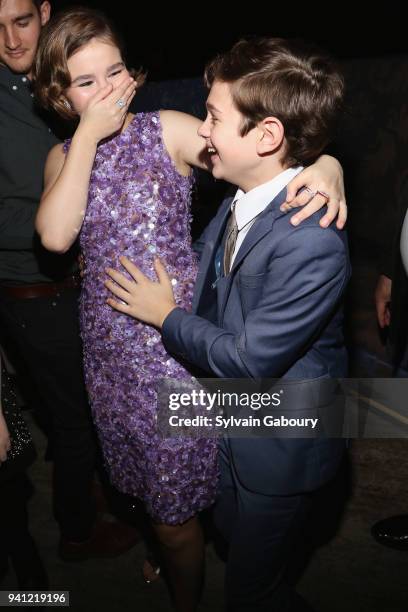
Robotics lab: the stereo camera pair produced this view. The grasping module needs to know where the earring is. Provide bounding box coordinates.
[63,99,72,110]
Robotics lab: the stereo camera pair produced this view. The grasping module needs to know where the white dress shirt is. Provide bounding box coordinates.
[228,166,304,271]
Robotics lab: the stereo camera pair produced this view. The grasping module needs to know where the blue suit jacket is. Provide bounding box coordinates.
[162,186,351,495]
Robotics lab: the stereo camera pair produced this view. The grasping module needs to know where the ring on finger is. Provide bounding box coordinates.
[304,186,318,201]
[116,98,125,109]
[317,189,330,201]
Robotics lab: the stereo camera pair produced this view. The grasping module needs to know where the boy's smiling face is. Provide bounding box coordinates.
[198,80,260,190]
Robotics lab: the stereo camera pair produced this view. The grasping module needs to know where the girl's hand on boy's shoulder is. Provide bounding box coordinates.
[282,155,347,229]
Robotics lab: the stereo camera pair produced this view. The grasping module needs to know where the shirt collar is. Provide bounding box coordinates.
[232,166,304,230]
[0,64,31,88]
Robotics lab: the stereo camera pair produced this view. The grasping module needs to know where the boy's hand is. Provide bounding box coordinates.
[281,155,347,229]
[105,257,177,328]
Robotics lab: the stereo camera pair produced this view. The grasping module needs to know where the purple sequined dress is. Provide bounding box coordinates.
[64,112,218,525]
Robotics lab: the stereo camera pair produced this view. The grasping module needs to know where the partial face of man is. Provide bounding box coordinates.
[0,0,50,76]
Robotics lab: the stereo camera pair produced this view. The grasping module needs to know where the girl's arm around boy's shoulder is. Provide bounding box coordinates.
[160,110,210,174]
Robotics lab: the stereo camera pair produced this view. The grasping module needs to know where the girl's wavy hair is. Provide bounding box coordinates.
[33,6,146,120]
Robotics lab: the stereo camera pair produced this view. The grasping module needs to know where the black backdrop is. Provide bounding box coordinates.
[54,1,408,81]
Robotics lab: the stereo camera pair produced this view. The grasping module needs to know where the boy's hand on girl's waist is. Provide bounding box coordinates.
[105,256,177,329]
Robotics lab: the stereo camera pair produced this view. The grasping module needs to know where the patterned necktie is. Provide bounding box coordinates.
[223,205,239,275]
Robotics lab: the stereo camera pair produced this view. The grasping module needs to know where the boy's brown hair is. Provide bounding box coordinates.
[33,6,145,120]
[204,37,344,167]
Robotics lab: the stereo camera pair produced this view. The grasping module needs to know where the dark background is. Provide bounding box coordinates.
[56,1,408,81]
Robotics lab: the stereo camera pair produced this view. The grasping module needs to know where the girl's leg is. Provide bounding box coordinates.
[153,515,204,612]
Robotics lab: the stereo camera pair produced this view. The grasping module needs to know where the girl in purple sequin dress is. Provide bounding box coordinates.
[34,8,346,611]
[34,10,218,609]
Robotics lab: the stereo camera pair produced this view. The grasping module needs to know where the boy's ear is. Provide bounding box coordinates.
[256,117,285,155]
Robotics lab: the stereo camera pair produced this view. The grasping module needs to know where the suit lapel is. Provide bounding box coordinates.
[230,187,288,273]
[194,186,290,321]
[192,196,233,312]
[217,187,289,319]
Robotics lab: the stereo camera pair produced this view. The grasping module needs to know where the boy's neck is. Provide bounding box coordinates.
[238,160,287,193]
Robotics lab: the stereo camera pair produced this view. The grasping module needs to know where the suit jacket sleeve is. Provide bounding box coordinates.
[162,226,349,378]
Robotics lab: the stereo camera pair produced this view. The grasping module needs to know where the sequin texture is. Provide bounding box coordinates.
[64,112,218,524]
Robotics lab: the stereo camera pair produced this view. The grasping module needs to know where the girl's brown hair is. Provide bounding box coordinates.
[33,6,146,120]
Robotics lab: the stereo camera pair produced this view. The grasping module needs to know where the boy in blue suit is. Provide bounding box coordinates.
[106,37,350,612]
